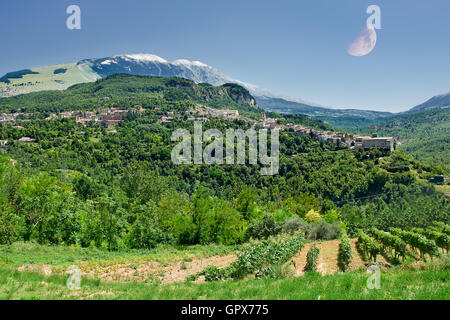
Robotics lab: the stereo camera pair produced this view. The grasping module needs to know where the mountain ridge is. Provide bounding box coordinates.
[405,92,450,114]
[0,53,448,126]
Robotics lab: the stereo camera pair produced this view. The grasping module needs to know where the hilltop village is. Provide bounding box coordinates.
[1,105,395,152]
[184,106,395,152]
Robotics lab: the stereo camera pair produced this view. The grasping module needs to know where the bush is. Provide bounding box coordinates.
[370,227,407,260]
[282,217,308,235]
[255,264,285,279]
[271,209,295,222]
[190,235,305,282]
[390,228,439,259]
[323,209,340,224]
[199,210,246,245]
[0,210,19,244]
[433,222,450,236]
[127,217,170,249]
[305,209,322,223]
[167,214,197,245]
[307,221,341,240]
[245,215,282,240]
[227,234,305,280]
[201,266,226,282]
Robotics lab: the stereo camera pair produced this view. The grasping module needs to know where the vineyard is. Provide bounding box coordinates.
[356,221,450,264]
[196,221,450,283]
[7,221,449,289]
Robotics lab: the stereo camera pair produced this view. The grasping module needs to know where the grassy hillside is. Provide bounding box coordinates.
[0,74,255,113]
[0,63,100,98]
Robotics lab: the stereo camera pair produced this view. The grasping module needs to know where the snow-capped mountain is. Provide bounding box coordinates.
[0,53,397,126]
[3,53,440,127]
[78,54,394,122]
[79,54,277,98]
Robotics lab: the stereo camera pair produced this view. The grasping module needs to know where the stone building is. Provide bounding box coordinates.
[361,137,395,152]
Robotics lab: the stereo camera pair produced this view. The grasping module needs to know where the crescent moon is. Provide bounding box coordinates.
[348,26,377,57]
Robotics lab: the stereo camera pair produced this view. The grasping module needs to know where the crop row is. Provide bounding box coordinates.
[356,229,380,263]
[229,233,305,279]
[431,222,450,236]
[337,231,353,271]
[193,233,305,281]
[410,227,449,253]
[390,228,439,259]
[369,227,407,260]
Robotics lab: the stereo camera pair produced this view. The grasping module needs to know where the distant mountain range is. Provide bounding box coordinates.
[0,53,448,128]
[405,91,450,114]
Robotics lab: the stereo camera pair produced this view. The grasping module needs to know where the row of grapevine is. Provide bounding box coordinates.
[411,227,449,253]
[193,234,305,281]
[356,229,380,263]
[337,231,353,271]
[369,227,407,260]
[304,245,320,272]
[230,234,305,279]
[390,228,439,259]
[431,222,450,236]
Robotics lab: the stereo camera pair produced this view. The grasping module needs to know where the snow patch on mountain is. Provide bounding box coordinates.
[172,59,209,68]
[116,54,168,64]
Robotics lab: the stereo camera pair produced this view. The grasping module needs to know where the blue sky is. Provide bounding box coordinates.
[0,0,449,112]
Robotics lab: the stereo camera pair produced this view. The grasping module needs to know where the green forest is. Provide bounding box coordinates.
[0,75,448,251]
[372,107,450,174]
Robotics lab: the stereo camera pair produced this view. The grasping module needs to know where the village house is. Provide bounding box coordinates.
[159,116,173,123]
[166,111,175,119]
[361,137,395,152]
[207,109,240,120]
[17,137,36,143]
[58,111,79,119]
[45,114,58,121]
[101,109,128,127]
[1,113,16,124]
[76,111,100,125]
